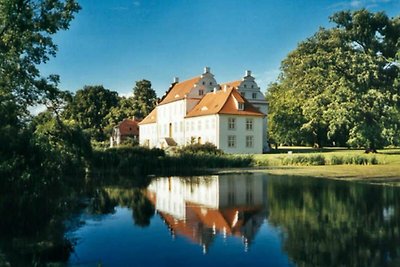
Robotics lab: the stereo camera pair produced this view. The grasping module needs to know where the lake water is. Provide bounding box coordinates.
[66,173,400,267]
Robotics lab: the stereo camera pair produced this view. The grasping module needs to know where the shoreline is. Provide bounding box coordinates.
[214,164,400,185]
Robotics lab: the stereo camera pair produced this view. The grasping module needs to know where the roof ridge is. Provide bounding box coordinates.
[158,76,201,105]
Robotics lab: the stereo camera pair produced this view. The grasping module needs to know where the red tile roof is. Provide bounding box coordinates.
[220,80,242,89]
[186,87,264,118]
[138,108,157,125]
[158,76,201,105]
[116,119,140,136]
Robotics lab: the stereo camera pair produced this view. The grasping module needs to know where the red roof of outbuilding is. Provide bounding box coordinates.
[117,119,140,136]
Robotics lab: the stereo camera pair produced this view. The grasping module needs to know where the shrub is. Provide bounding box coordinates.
[281,154,326,166]
[369,156,378,165]
[177,142,223,155]
[329,156,344,165]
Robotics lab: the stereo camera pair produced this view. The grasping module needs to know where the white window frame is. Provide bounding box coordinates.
[228,135,236,148]
[228,117,236,130]
[246,118,253,131]
[246,135,254,148]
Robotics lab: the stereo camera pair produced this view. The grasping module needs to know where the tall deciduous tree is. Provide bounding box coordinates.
[132,79,157,119]
[0,0,87,242]
[65,85,119,141]
[0,0,80,116]
[267,9,400,150]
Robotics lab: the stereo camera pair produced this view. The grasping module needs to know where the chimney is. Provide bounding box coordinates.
[245,70,252,77]
[173,77,179,83]
[224,84,228,92]
[213,87,218,94]
[204,67,210,74]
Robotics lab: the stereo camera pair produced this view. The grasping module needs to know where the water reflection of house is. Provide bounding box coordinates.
[146,175,267,253]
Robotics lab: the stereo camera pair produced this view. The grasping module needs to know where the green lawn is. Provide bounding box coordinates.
[248,147,400,184]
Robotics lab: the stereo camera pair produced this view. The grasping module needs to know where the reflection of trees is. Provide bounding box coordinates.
[267,177,400,267]
[131,190,155,227]
[100,187,155,227]
[89,189,117,214]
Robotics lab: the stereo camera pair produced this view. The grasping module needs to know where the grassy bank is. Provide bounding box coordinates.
[249,147,400,184]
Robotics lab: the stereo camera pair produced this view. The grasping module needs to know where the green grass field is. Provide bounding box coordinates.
[249,147,400,184]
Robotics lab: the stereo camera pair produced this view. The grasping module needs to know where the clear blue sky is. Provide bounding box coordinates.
[39,0,400,97]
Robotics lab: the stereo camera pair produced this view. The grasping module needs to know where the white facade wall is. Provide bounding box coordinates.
[139,123,158,147]
[236,71,269,152]
[218,115,263,154]
[156,100,186,145]
[184,115,218,145]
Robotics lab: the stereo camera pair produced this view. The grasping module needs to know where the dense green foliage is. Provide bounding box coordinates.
[0,0,85,264]
[267,9,400,149]
[63,79,157,142]
[64,85,119,141]
[177,142,223,155]
[132,79,157,119]
[104,96,136,132]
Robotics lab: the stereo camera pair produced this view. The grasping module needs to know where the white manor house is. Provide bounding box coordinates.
[139,67,268,154]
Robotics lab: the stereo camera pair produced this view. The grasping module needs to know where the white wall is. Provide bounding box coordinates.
[184,115,218,145]
[218,115,263,154]
[156,100,186,145]
[139,123,158,147]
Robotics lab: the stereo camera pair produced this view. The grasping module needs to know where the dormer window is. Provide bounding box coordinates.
[244,84,247,88]
[199,89,204,96]
[238,103,244,110]
[202,81,205,85]
[252,92,257,99]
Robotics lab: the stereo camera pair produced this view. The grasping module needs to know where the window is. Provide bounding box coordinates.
[251,85,254,88]
[241,92,245,97]
[246,118,253,130]
[252,92,257,99]
[228,118,236,130]
[199,89,204,96]
[228,135,236,147]
[246,135,254,148]
[244,84,247,88]
[198,120,202,130]
[209,82,212,85]
[180,121,184,132]
[238,103,244,110]
[191,121,194,131]
[202,81,205,85]
[205,119,209,129]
